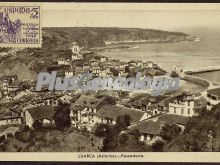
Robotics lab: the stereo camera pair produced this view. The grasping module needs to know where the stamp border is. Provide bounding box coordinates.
[0,4,42,47]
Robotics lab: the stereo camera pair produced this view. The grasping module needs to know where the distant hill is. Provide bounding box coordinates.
[43,27,190,49]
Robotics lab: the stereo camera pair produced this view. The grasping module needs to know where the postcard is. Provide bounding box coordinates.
[0,2,220,162]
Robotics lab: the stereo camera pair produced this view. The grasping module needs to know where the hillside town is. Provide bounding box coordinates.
[0,41,219,152]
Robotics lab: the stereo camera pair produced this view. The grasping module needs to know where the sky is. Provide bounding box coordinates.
[42,3,220,32]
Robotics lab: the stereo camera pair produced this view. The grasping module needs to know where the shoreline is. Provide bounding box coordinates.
[91,39,193,51]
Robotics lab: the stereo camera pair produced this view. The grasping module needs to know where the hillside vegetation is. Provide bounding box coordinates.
[0,27,190,80]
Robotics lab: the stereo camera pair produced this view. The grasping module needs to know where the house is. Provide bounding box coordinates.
[89,58,100,66]
[70,95,107,131]
[110,59,120,66]
[91,66,100,77]
[13,90,32,100]
[206,87,220,110]
[98,56,108,62]
[106,71,114,77]
[82,62,90,72]
[72,43,83,60]
[95,105,148,125]
[29,81,37,91]
[1,75,18,83]
[57,58,70,65]
[129,114,188,143]
[119,61,128,69]
[0,111,22,126]
[75,65,84,75]
[129,94,168,118]
[79,47,92,55]
[168,92,195,117]
[31,94,61,106]
[65,70,74,77]
[118,68,126,77]
[25,105,55,128]
[7,81,20,93]
[2,75,19,96]
[0,126,19,141]
[137,60,143,68]
[99,68,107,77]
[103,63,113,72]
[143,61,154,69]
[128,60,137,67]
[60,94,73,103]
[145,68,166,78]
[72,53,80,61]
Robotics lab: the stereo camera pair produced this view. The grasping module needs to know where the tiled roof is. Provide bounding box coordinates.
[96,105,145,124]
[145,68,166,77]
[0,111,21,120]
[26,105,55,121]
[73,95,105,109]
[207,87,220,97]
[129,114,189,135]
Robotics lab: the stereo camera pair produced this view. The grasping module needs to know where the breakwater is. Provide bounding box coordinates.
[185,66,220,75]
[182,75,211,88]
[181,75,212,96]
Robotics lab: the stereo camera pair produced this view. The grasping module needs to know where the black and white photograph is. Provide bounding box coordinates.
[0,3,220,157]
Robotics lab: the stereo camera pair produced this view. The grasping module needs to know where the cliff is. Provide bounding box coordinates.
[43,27,190,49]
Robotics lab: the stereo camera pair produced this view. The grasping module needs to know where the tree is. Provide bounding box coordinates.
[166,104,220,151]
[95,124,109,137]
[160,124,181,142]
[130,129,141,141]
[116,114,131,131]
[32,120,43,130]
[53,100,71,130]
[152,140,164,152]
[212,103,220,120]
[118,133,128,145]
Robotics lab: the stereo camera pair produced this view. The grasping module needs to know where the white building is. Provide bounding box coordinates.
[95,105,148,126]
[168,92,195,117]
[25,105,54,128]
[65,71,74,77]
[57,58,70,65]
[206,87,220,110]
[70,95,106,131]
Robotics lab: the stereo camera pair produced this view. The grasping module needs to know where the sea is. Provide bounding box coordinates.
[98,27,220,93]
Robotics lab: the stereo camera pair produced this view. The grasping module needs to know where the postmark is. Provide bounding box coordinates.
[0,4,41,47]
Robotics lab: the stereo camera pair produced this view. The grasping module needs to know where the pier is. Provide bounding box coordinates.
[181,66,220,98]
[184,66,220,75]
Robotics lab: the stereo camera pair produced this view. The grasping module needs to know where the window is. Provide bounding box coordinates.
[207,102,211,106]
[188,109,190,114]
[174,107,176,114]
[188,101,190,106]
[181,109,184,115]
[212,96,217,100]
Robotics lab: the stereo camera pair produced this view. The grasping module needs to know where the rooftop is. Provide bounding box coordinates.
[26,105,55,121]
[129,114,189,135]
[207,87,220,97]
[72,95,105,110]
[96,105,145,124]
[145,68,166,77]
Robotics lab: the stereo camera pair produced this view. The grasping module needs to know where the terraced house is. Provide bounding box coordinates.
[206,87,220,110]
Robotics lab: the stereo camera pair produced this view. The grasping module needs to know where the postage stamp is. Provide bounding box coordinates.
[0,4,41,47]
